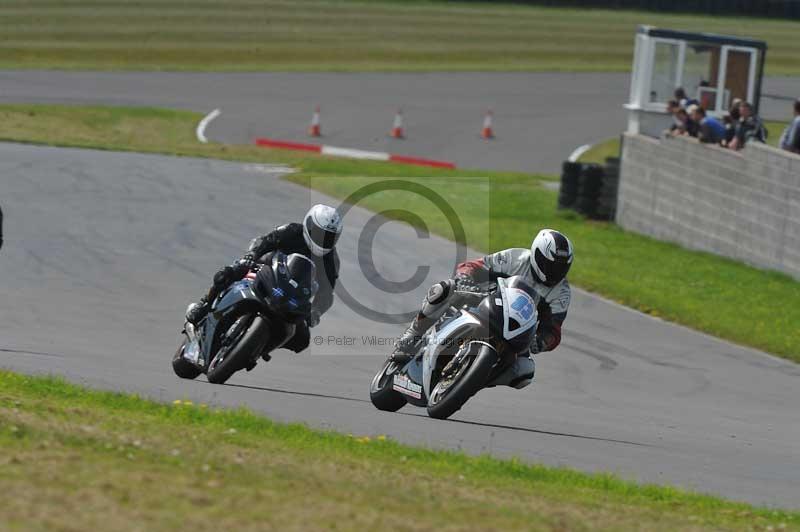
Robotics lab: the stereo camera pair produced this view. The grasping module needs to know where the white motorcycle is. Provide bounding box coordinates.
[370,276,538,419]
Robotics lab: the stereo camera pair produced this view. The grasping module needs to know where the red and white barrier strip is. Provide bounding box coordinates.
[255,137,455,169]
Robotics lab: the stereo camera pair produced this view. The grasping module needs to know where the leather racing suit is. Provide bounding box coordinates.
[456,247,571,354]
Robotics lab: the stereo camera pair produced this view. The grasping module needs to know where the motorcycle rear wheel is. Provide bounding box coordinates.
[426,342,496,420]
[369,358,407,412]
[172,340,202,380]
[206,315,269,384]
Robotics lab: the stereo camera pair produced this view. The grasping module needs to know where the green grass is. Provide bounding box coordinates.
[579,121,789,164]
[0,103,798,363]
[577,135,624,165]
[1,370,797,531]
[0,0,799,74]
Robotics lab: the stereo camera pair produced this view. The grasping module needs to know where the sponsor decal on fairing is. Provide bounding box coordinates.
[393,374,423,399]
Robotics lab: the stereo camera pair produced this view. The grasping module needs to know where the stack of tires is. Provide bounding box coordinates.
[557,158,619,221]
[595,157,619,221]
[575,164,604,218]
[557,161,581,210]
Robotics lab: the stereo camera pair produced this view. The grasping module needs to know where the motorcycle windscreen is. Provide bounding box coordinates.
[270,253,318,317]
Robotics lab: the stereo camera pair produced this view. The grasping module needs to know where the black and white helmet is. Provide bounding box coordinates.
[303,204,343,257]
[530,229,573,287]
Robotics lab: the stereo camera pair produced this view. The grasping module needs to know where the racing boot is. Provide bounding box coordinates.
[488,355,535,389]
[390,315,432,364]
[185,296,210,326]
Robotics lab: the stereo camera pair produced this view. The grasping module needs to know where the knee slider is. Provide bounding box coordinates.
[213,265,234,287]
[426,279,455,305]
[420,279,456,318]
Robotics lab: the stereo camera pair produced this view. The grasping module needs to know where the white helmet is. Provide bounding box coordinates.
[530,229,573,287]
[303,204,343,257]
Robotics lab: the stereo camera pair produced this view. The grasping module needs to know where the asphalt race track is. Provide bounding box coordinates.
[1,71,798,173]
[1,143,798,507]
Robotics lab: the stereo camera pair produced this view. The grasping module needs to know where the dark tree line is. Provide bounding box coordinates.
[453,0,800,20]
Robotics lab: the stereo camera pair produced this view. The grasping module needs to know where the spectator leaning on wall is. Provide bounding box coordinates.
[729,101,767,150]
[668,107,695,137]
[674,87,698,109]
[691,106,726,144]
[778,98,800,154]
[666,99,683,133]
[722,98,743,146]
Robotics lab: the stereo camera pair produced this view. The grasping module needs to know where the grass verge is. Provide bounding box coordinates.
[0,104,518,179]
[1,369,798,530]
[0,103,798,362]
[0,0,799,75]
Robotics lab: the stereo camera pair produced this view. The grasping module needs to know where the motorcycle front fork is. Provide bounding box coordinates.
[183,322,204,367]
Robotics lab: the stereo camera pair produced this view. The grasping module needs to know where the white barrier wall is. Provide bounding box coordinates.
[617,133,800,280]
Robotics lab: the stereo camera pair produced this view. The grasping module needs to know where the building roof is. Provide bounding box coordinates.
[638,25,767,51]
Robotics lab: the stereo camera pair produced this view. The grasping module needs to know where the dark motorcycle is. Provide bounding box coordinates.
[370,276,539,419]
[172,251,318,384]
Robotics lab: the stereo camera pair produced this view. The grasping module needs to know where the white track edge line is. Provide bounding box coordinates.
[196,108,221,143]
[567,143,591,162]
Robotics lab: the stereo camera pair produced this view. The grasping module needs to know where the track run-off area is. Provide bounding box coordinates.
[0,142,798,508]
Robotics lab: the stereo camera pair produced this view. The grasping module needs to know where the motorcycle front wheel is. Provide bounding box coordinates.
[206,315,270,384]
[426,342,496,420]
[172,340,202,380]
[369,358,407,412]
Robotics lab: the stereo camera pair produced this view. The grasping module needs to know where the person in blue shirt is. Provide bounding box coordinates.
[779,99,800,154]
[690,105,726,145]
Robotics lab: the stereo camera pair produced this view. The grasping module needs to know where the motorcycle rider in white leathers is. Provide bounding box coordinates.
[391,229,574,389]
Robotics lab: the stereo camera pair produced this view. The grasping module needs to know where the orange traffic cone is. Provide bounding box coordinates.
[308,105,321,137]
[390,108,404,139]
[481,109,494,139]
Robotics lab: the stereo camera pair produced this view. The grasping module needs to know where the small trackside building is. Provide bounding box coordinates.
[625,25,767,137]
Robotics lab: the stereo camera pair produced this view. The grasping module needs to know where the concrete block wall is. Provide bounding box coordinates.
[616,133,800,280]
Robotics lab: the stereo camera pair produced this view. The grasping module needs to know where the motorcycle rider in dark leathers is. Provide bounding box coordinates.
[185,204,343,355]
[391,228,574,389]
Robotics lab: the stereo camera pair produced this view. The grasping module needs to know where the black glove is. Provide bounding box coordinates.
[212,265,236,287]
[212,259,251,290]
[239,253,256,268]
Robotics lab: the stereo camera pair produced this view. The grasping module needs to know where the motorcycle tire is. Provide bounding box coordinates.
[172,340,202,380]
[426,342,496,420]
[369,358,407,412]
[206,315,270,384]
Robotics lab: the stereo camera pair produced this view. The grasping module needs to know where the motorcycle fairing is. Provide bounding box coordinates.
[498,277,538,340]
[422,311,482,400]
[394,356,427,407]
[200,279,263,364]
